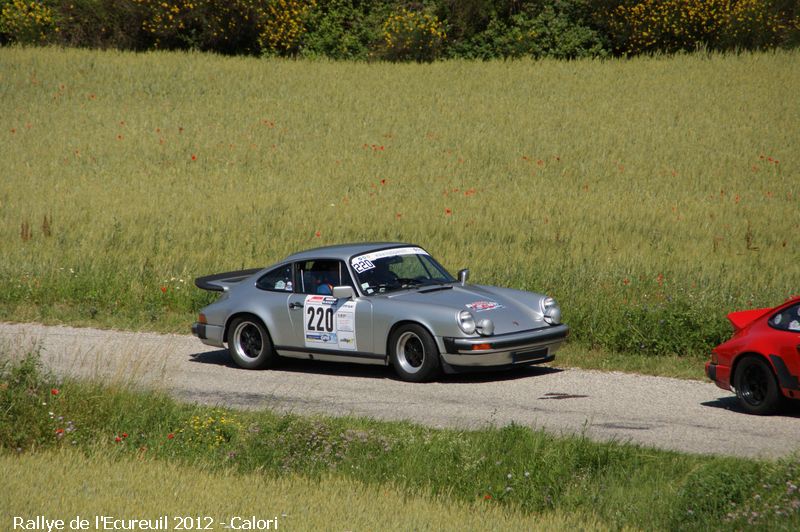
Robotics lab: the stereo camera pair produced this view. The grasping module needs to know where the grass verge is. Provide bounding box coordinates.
[2,351,799,530]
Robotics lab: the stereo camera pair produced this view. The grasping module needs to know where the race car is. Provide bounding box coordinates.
[706,296,800,414]
[191,242,568,382]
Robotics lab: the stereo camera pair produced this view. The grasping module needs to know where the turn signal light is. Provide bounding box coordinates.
[198,313,208,324]
[471,343,492,351]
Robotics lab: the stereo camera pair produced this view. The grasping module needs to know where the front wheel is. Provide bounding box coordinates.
[389,324,441,382]
[227,316,277,369]
[734,356,781,415]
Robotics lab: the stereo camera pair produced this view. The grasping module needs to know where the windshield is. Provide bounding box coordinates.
[350,247,456,295]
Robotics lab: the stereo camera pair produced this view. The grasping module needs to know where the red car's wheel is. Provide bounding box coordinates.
[734,356,781,415]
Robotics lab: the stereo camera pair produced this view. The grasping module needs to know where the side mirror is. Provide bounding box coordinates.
[458,268,469,286]
[332,285,355,300]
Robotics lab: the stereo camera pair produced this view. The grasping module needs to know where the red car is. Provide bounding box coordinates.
[706,296,800,415]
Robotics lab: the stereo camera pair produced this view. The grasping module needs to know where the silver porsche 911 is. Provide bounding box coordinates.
[191,242,568,382]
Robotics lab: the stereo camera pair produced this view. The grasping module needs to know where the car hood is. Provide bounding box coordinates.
[386,284,546,334]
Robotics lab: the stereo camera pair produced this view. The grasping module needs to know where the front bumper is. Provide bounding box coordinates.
[441,324,568,368]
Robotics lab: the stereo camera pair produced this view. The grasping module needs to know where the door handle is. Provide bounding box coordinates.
[289,302,304,310]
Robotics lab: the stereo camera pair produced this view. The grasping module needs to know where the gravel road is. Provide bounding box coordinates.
[2,322,798,459]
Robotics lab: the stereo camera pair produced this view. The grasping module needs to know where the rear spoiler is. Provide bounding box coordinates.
[194,268,262,292]
[727,308,771,332]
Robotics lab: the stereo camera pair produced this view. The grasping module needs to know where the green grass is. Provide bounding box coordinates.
[0,46,798,364]
[3,352,800,530]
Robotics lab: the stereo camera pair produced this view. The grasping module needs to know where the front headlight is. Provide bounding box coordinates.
[542,296,561,325]
[457,310,477,334]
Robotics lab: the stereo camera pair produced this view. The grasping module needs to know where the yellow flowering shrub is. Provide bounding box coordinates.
[382,8,446,62]
[134,0,316,55]
[607,0,797,54]
[257,0,316,54]
[0,0,58,44]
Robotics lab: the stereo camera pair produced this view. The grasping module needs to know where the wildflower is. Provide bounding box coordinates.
[115,436,122,443]
[160,286,167,294]
[191,154,197,161]
[167,433,175,440]
[55,428,64,436]
[51,388,59,395]
[122,433,128,438]
[380,179,386,185]
[484,494,492,500]
[445,208,452,215]
[315,231,321,238]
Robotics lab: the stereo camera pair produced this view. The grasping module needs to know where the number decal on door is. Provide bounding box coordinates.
[306,306,334,333]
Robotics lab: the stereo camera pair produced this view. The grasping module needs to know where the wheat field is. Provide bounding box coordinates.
[1,47,797,356]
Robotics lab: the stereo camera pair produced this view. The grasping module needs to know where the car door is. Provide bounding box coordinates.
[287,259,374,356]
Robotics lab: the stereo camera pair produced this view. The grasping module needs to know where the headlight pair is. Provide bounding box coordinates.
[542,296,561,325]
[458,310,494,336]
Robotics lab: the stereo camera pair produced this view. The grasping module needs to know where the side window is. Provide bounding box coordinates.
[769,303,800,332]
[255,264,293,292]
[296,260,354,295]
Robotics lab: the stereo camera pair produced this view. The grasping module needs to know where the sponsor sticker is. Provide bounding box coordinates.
[466,300,504,312]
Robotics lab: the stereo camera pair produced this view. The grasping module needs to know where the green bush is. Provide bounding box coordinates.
[457,3,608,60]
[0,0,796,58]
[300,0,387,60]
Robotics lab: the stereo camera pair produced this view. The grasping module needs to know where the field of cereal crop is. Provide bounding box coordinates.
[1,47,797,363]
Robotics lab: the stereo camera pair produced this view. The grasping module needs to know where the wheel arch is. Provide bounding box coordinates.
[731,351,777,390]
[386,320,439,357]
[224,312,271,344]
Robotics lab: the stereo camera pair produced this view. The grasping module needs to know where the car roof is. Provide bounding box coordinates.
[284,242,417,262]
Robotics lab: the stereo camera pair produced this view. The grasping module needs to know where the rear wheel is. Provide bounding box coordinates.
[389,324,441,382]
[227,316,277,369]
[734,356,781,415]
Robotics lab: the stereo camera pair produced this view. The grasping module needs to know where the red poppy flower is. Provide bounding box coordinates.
[51,388,59,395]
[167,433,175,440]
[380,179,386,185]
[484,494,492,500]
[55,428,64,435]
[315,231,321,238]
[122,433,128,438]
[115,436,122,443]
[160,286,167,294]
[445,208,452,215]
[191,154,197,161]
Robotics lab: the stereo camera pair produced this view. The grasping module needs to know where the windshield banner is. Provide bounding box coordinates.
[351,247,428,273]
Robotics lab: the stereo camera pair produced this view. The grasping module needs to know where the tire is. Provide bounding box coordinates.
[389,324,441,382]
[734,356,781,415]
[227,316,277,370]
